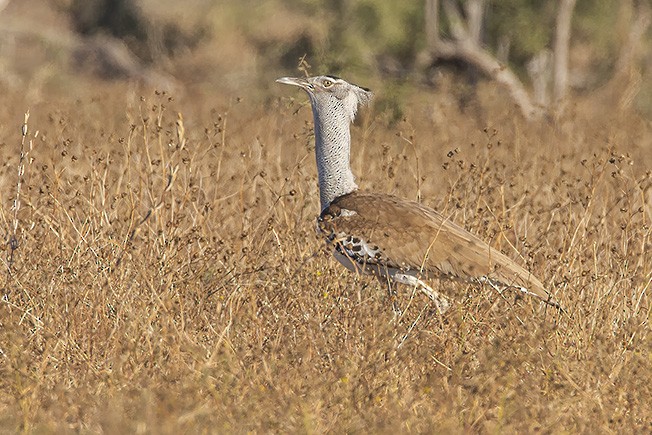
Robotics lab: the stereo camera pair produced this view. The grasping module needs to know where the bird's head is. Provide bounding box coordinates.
[276,75,372,122]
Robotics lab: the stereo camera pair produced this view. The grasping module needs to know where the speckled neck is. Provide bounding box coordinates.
[309,93,358,212]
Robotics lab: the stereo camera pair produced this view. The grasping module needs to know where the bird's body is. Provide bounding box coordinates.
[277,75,558,311]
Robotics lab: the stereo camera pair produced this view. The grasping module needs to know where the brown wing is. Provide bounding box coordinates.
[319,191,552,304]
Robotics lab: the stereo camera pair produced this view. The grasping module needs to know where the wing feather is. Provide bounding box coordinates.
[319,191,552,303]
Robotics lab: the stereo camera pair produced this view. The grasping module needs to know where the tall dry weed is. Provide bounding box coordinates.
[0,82,649,432]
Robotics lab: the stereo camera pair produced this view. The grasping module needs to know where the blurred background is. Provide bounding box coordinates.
[0,0,650,119]
[2,3,651,432]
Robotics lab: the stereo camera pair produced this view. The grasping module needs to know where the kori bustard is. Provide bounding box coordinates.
[277,75,560,312]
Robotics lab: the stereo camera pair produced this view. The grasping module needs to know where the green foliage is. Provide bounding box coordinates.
[574,0,621,77]
[485,0,556,64]
[274,0,637,87]
[69,0,210,63]
[66,0,650,108]
[352,0,425,62]
[277,0,424,73]
[374,79,408,126]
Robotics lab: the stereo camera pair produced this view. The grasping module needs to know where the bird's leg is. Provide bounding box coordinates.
[382,274,403,319]
[417,280,451,314]
[392,273,450,314]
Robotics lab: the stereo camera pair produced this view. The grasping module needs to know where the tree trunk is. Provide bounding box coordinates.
[615,0,651,76]
[527,50,552,107]
[425,0,440,49]
[465,0,485,46]
[552,0,577,104]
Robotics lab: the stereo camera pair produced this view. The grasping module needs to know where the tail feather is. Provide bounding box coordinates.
[477,275,564,312]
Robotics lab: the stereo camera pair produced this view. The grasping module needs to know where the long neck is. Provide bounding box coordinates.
[311,99,358,211]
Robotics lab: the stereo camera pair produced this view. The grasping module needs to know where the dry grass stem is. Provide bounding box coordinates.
[0,80,650,433]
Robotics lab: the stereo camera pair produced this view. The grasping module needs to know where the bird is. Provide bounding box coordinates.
[277,75,560,313]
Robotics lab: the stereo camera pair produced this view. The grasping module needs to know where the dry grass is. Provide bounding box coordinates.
[0,77,650,434]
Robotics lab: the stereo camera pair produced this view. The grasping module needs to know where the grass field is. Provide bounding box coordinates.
[0,64,651,432]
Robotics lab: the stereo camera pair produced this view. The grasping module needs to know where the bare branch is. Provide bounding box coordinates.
[425,1,542,119]
[435,38,544,119]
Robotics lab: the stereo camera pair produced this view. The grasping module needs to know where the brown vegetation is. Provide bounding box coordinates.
[0,75,650,432]
[0,0,650,433]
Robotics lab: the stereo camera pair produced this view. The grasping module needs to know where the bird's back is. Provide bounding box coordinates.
[319,190,551,303]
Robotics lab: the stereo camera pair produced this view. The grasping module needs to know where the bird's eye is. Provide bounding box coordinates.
[322,79,333,87]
